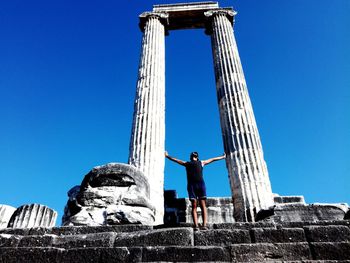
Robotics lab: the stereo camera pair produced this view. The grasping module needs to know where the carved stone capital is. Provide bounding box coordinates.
[204,9,237,20]
[204,9,237,35]
[139,12,169,33]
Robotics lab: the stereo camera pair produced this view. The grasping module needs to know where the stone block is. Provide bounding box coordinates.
[142,246,231,262]
[29,224,153,236]
[268,204,346,223]
[280,220,350,229]
[274,195,305,204]
[164,190,177,206]
[194,229,250,246]
[310,242,350,260]
[214,221,276,230]
[230,243,312,262]
[53,232,116,248]
[98,247,142,262]
[163,208,179,225]
[251,228,306,243]
[0,234,21,247]
[174,198,189,210]
[114,227,193,247]
[305,225,350,242]
[18,235,54,247]
[0,247,60,263]
[0,228,30,235]
[58,247,142,263]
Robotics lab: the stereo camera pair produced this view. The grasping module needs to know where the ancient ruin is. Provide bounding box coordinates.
[0,2,349,262]
[59,1,350,228]
[59,1,275,226]
[129,1,273,224]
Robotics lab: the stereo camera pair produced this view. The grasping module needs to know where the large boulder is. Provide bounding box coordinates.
[62,163,155,226]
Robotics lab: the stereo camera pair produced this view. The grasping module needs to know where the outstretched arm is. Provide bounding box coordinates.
[202,153,226,166]
[165,151,186,166]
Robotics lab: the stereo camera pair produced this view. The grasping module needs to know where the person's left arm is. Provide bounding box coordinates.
[201,153,226,166]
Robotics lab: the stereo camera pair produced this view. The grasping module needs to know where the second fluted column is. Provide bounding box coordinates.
[206,10,274,222]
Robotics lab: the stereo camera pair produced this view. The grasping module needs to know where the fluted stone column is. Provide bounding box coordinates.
[128,12,168,225]
[205,10,274,222]
[7,204,57,228]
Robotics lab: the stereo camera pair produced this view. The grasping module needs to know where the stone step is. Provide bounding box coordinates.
[0,243,349,262]
[1,224,350,248]
[1,220,348,236]
[0,224,153,236]
[212,220,350,230]
[0,228,194,248]
[0,223,349,261]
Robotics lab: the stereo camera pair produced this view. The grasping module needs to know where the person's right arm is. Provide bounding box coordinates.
[165,151,186,166]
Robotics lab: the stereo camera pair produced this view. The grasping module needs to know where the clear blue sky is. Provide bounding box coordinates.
[1,1,349,225]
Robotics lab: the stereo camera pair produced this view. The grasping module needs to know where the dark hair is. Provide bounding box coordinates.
[190,152,199,160]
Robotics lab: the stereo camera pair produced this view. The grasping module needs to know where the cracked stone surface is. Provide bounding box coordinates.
[62,163,155,226]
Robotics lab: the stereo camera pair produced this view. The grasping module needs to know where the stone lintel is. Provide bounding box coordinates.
[139,2,235,31]
[153,2,219,12]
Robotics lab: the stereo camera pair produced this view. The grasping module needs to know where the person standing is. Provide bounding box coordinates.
[165,151,226,230]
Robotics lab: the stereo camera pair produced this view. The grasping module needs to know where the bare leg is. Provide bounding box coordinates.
[199,199,207,227]
[191,199,198,227]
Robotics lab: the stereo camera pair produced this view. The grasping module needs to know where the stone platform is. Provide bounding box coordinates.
[0,220,349,262]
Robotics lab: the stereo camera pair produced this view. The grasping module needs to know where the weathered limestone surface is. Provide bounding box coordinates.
[274,194,306,204]
[230,242,312,262]
[0,205,16,229]
[256,203,349,223]
[128,12,167,225]
[7,204,57,229]
[1,220,349,262]
[194,229,251,246]
[251,227,307,243]
[205,9,274,222]
[304,225,350,242]
[62,163,155,226]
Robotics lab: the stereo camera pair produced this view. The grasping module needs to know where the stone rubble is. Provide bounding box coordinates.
[62,163,155,226]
